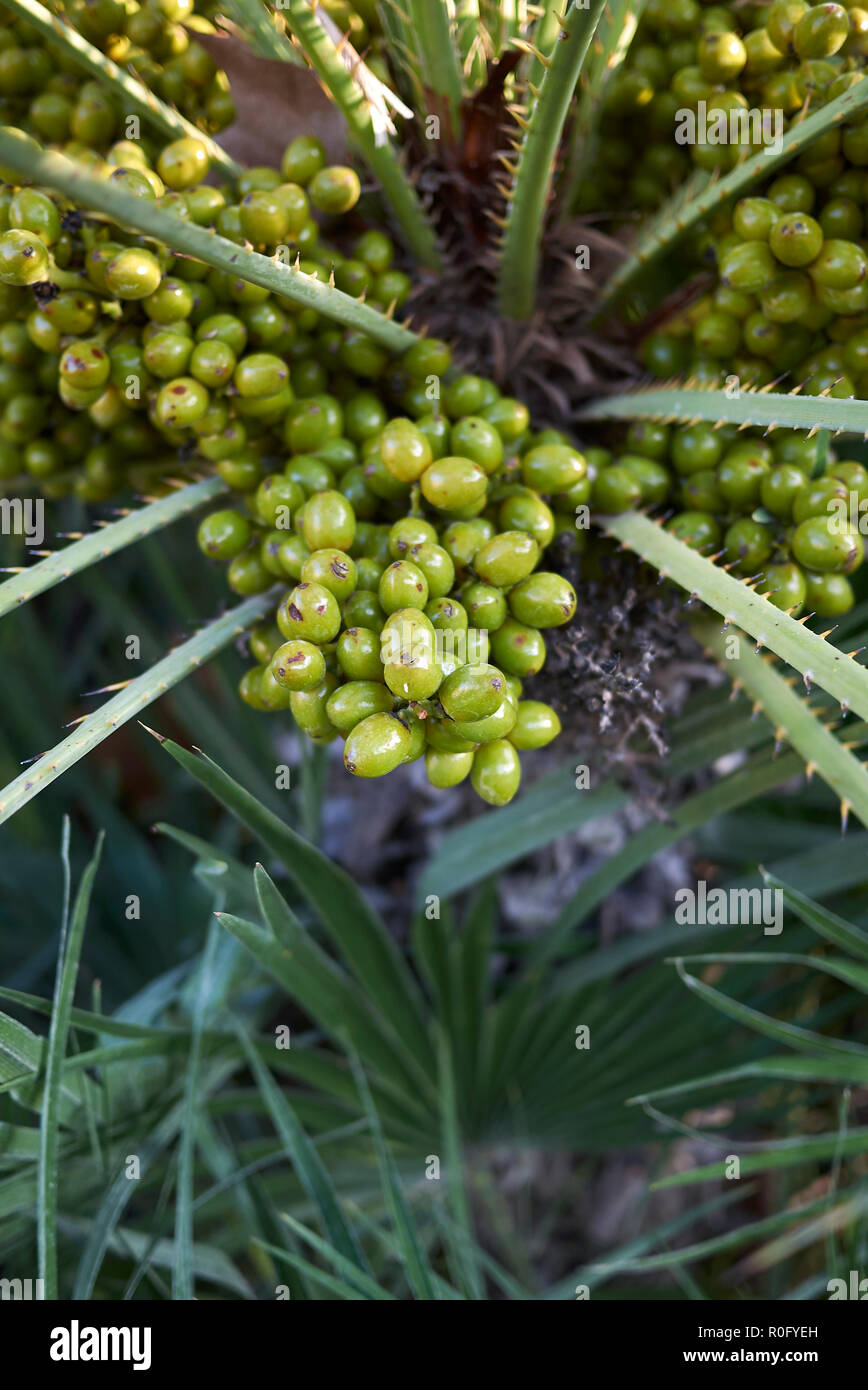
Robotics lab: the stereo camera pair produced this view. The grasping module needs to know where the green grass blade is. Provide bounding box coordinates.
[631,1054,868,1107]
[652,1128,868,1189]
[174,919,221,1301]
[0,0,241,179]
[220,0,301,63]
[603,510,868,723]
[346,1045,438,1301]
[0,131,418,351]
[234,1024,369,1276]
[762,872,868,961]
[0,589,278,826]
[437,1027,483,1300]
[672,959,868,1059]
[498,0,607,319]
[158,741,433,1069]
[694,615,868,830]
[264,1227,395,1299]
[579,385,868,436]
[38,824,104,1300]
[0,478,227,620]
[597,77,868,312]
[281,0,441,269]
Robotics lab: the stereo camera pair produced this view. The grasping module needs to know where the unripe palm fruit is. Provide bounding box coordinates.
[453,695,518,744]
[270,639,327,692]
[326,680,394,734]
[521,443,586,493]
[301,548,357,600]
[471,739,522,806]
[337,626,385,681]
[302,489,356,551]
[489,619,546,677]
[473,531,540,587]
[425,747,474,789]
[343,711,412,777]
[277,581,342,643]
[421,456,488,510]
[379,417,432,481]
[379,559,429,612]
[290,675,339,740]
[197,508,251,560]
[438,663,507,722]
[509,700,562,751]
[508,572,577,628]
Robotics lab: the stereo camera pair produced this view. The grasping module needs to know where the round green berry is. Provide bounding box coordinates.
[278,581,342,642]
[270,639,327,692]
[508,572,577,628]
[471,739,521,806]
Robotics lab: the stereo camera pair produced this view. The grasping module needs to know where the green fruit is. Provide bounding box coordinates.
[508,572,577,628]
[439,663,507,721]
[761,464,807,518]
[509,700,562,750]
[454,696,518,744]
[197,508,251,560]
[343,589,386,632]
[803,569,855,615]
[521,443,586,493]
[665,511,722,551]
[379,417,432,481]
[792,516,863,571]
[462,580,508,631]
[497,493,555,548]
[769,212,824,266]
[425,747,474,788]
[301,548,357,600]
[473,530,540,587]
[326,680,394,734]
[270,639,327,691]
[593,464,642,512]
[290,674,339,740]
[724,518,774,572]
[302,489,356,551]
[763,560,808,611]
[409,541,455,599]
[227,549,272,596]
[337,626,385,681]
[378,559,429,612]
[0,228,49,284]
[421,456,488,510]
[489,618,546,677]
[277,581,342,642]
[471,739,521,806]
[105,247,163,299]
[310,165,362,214]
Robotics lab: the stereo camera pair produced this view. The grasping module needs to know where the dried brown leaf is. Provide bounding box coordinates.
[192,32,347,170]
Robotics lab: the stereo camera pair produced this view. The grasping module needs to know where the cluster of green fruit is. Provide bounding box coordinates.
[0,128,407,498]
[0,2,233,144]
[587,417,864,617]
[643,160,868,396]
[576,0,868,216]
[198,396,582,806]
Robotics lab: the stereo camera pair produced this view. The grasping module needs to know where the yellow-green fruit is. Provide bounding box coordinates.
[425,747,474,788]
[420,456,488,510]
[473,530,540,587]
[471,739,522,806]
[326,680,394,734]
[438,663,507,721]
[453,696,518,743]
[290,674,338,739]
[343,711,412,777]
[509,700,562,750]
[508,572,577,628]
[270,639,326,691]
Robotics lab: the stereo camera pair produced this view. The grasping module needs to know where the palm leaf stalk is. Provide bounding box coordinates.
[0,129,420,350]
[497,0,608,320]
[0,477,228,619]
[0,588,279,825]
[579,386,868,437]
[602,510,868,722]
